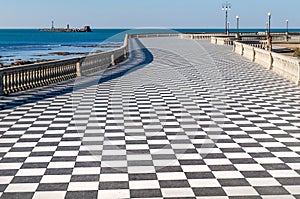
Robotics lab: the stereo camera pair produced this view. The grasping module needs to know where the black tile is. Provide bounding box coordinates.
[65,191,98,199]
[71,175,99,182]
[75,162,101,167]
[193,187,226,196]
[218,179,250,186]
[185,172,215,179]
[0,184,7,192]
[130,189,162,198]
[37,183,68,191]
[277,177,300,185]
[101,167,127,174]
[155,166,183,173]
[230,159,257,164]
[44,168,73,175]
[1,193,34,199]
[21,163,49,169]
[255,186,289,195]
[262,163,291,170]
[159,180,190,188]
[11,176,42,183]
[241,171,272,178]
[0,169,18,176]
[209,165,237,171]
[99,181,129,190]
[128,160,153,167]
[129,173,157,181]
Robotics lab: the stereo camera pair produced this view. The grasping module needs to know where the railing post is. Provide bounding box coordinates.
[76,59,81,77]
[111,53,115,66]
[0,71,4,95]
[269,52,274,70]
[298,62,300,85]
[252,47,255,62]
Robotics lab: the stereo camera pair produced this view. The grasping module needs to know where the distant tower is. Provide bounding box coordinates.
[51,21,54,29]
[67,24,70,30]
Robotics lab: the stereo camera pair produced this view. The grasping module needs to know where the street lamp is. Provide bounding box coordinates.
[236,16,240,39]
[236,16,240,33]
[267,12,272,51]
[286,19,289,41]
[267,12,272,35]
[222,1,231,35]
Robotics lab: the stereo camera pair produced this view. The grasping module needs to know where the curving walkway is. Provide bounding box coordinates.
[1,38,300,198]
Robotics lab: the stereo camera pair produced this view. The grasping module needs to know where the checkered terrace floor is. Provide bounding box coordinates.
[1,38,300,199]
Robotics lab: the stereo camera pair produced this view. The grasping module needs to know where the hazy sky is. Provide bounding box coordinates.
[1,0,299,28]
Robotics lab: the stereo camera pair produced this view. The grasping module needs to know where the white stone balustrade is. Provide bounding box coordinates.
[233,41,300,85]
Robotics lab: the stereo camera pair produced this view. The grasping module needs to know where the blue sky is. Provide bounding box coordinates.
[1,0,299,28]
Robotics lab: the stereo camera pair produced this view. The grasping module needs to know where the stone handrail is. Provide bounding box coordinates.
[233,41,300,85]
[180,33,229,40]
[211,36,236,46]
[237,40,268,49]
[129,33,180,38]
[0,34,129,95]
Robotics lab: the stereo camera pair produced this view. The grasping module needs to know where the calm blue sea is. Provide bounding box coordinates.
[0,28,299,66]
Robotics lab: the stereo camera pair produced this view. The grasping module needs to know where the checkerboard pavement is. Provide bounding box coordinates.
[1,37,300,198]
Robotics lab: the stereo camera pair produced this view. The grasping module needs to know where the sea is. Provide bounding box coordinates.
[0,28,299,66]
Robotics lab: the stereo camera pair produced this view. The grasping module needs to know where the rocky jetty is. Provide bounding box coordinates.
[39,25,92,32]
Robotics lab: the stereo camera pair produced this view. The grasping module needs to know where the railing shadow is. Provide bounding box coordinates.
[0,38,154,110]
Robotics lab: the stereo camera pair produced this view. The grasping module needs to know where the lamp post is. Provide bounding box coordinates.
[286,20,289,41]
[222,1,231,35]
[267,12,272,35]
[236,16,240,39]
[267,12,272,51]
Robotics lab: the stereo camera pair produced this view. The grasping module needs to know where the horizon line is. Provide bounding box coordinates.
[0,26,299,29]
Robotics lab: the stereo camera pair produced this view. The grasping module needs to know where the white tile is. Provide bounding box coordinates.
[268,170,299,178]
[188,179,221,187]
[16,169,46,176]
[247,178,281,186]
[68,182,99,191]
[181,165,210,172]
[157,172,187,180]
[161,188,195,197]
[0,163,22,170]
[284,185,300,194]
[224,153,252,159]
[4,152,31,158]
[204,159,232,165]
[213,171,244,179]
[99,174,128,182]
[254,158,283,164]
[234,164,265,171]
[98,190,130,199]
[47,162,75,168]
[129,180,160,189]
[41,175,71,183]
[53,151,79,157]
[224,187,259,196]
[25,156,52,163]
[0,176,14,184]
[5,183,39,192]
[128,166,156,173]
[262,196,294,199]
[72,167,100,175]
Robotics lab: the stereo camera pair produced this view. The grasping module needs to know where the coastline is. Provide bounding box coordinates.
[1,28,300,67]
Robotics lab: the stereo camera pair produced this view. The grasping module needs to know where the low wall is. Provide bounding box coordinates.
[233,41,300,85]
